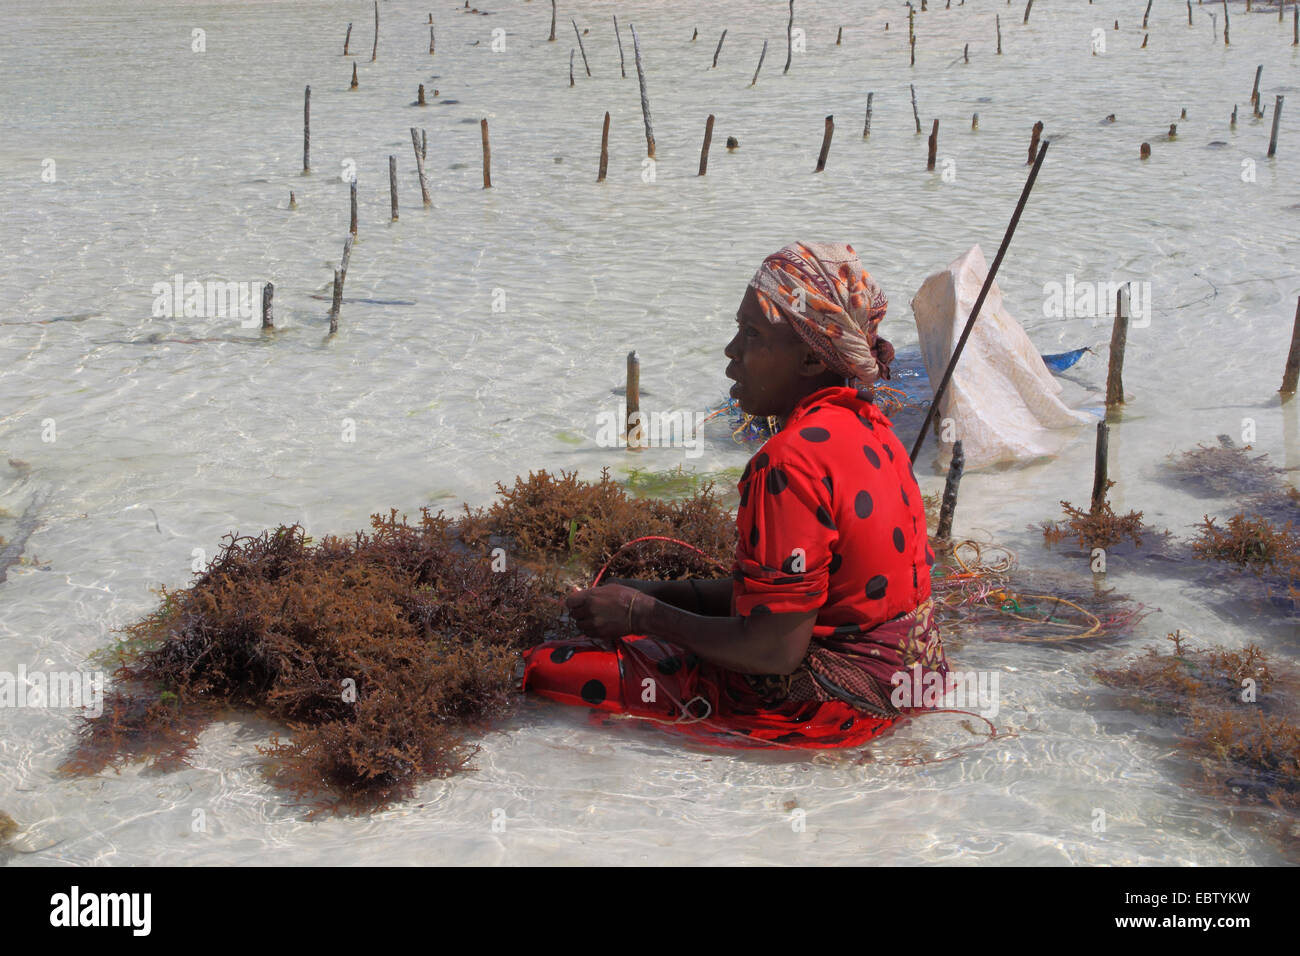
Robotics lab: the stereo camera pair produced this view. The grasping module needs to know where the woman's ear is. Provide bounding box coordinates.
[798,344,831,379]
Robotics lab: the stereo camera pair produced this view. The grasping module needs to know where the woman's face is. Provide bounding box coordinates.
[725,285,833,418]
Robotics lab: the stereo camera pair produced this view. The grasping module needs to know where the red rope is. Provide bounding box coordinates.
[589,535,730,588]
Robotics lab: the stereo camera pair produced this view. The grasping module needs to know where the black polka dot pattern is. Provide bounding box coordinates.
[550,645,577,664]
[739,483,750,507]
[753,452,769,471]
[854,490,873,519]
[799,426,831,442]
[750,524,759,548]
[883,442,894,462]
[822,475,833,497]
[580,679,607,705]
[865,575,888,600]
[656,656,683,675]
[816,506,836,530]
[750,604,772,616]
[893,527,906,552]
[863,445,881,468]
[828,552,843,575]
[767,467,788,495]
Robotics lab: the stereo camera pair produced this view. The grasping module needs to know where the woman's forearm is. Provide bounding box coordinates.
[629,595,812,675]
[607,577,732,616]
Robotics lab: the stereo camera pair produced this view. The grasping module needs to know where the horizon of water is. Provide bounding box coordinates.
[1,0,1298,865]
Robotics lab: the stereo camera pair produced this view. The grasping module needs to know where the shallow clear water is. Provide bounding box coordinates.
[1,0,1298,864]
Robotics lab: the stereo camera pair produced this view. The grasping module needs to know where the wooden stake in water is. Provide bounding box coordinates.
[303,86,310,174]
[909,6,916,66]
[1090,421,1110,514]
[712,29,727,68]
[1232,104,1238,127]
[614,15,626,78]
[815,115,834,172]
[481,119,492,188]
[997,14,1002,53]
[569,50,575,87]
[389,155,398,220]
[964,42,969,63]
[626,351,643,450]
[1106,285,1129,406]
[289,190,297,210]
[1141,33,1149,48]
[344,22,352,56]
[972,112,979,130]
[340,234,353,286]
[927,118,938,170]
[549,0,556,41]
[418,83,426,106]
[1294,1,1298,45]
[935,440,965,539]
[371,0,378,61]
[430,25,435,55]
[1223,0,1229,44]
[751,39,768,86]
[1188,0,1193,25]
[1140,141,1151,158]
[411,128,431,207]
[1028,120,1043,164]
[351,63,358,90]
[329,269,342,334]
[1024,0,1034,24]
[837,26,843,45]
[784,0,795,74]
[631,24,656,158]
[1143,0,1152,28]
[1268,95,1284,157]
[1281,296,1300,393]
[598,111,610,183]
[864,92,873,137]
[262,282,274,330]
[692,27,698,42]
[699,114,715,176]
[573,19,591,76]
[349,179,357,235]
[911,84,921,133]
[1252,65,1263,111]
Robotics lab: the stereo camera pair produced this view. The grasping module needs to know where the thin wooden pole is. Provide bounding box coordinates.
[1024,0,1034,23]
[1028,120,1043,164]
[864,92,873,137]
[573,18,591,76]
[837,26,843,45]
[261,281,274,330]
[910,84,921,134]
[814,115,834,172]
[329,269,342,334]
[481,119,492,188]
[631,24,656,159]
[349,179,357,235]
[1142,0,1152,28]
[784,0,795,74]
[1268,95,1284,157]
[549,0,556,41]
[1090,421,1110,514]
[614,15,626,78]
[1105,285,1129,406]
[422,129,427,161]
[972,112,979,130]
[698,114,715,176]
[712,29,727,68]
[1188,0,1193,25]
[1223,0,1230,44]
[1294,1,1298,45]
[350,62,358,90]
[430,24,435,55]
[289,190,297,210]
[344,22,352,55]
[1280,296,1300,393]
[997,14,1003,53]
[371,0,378,61]
[626,351,643,450]
[927,118,938,170]
[1251,65,1263,111]
[411,128,431,207]
[935,440,965,539]
[389,155,398,220]
[751,39,768,86]
[598,111,610,182]
[302,86,311,174]
[910,141,1051,463]
[418,83,426,106]
[570,50,575,87]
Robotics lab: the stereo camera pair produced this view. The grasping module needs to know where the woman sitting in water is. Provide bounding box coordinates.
[523,241,948,747]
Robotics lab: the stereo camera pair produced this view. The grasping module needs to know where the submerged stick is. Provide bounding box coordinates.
[1268,95,1284,157]
[344,22,352,55]
[371,0,378,61]
[1188,0,1193,25]
[626,350,643,450]
[351,62,358,89]
[569,49,575,86]
[1090,421,1110,514]
[909,140,1051,463]
[303,85,311,174]
[814,115,833,172]
[1105,285,1129,406]
[350,179,357,235]
[1281,296,1300,393]
[573,18,591,76]
[262,281,274,330]
[422,129,427,161]
[1024,0,1034,24]
[699,114,714,175]
[864,91,873,137]
[972,112,979,129]
[614,15,626,78]
[549,0,556,41]
[1252,65,1263,111]
[418,83,426,105]
[1223,0,1230,44]
[340,234,353,286]
[712,29,727,68]
[1028,120,1043,164]
[1143,0,1152,28]
[631,24,656,158]
[289,189,297,210]
[430,24,435,54]
[935,440,965,539]
[927,118,938,170]
[910,84,921,133]
[598,111,610,182]
[329,269,343,334]
[411,128,431,207]
[481,119,492,188]
[751,38,768,86]
[784,0,794,74]
[997,14,1002,53]
[389,155,398,220]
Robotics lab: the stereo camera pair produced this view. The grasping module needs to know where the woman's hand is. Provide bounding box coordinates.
[564,584,645,643]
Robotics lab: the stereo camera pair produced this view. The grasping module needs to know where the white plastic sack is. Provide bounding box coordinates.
[910,244,1095,470]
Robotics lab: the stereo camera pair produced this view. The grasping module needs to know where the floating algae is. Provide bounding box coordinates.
[1095,635,1300,855]
[65,470,736,815]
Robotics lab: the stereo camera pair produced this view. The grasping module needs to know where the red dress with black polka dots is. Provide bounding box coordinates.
[521,386,948,749]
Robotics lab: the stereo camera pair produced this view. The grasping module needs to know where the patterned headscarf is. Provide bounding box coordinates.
[747,241,895,385]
